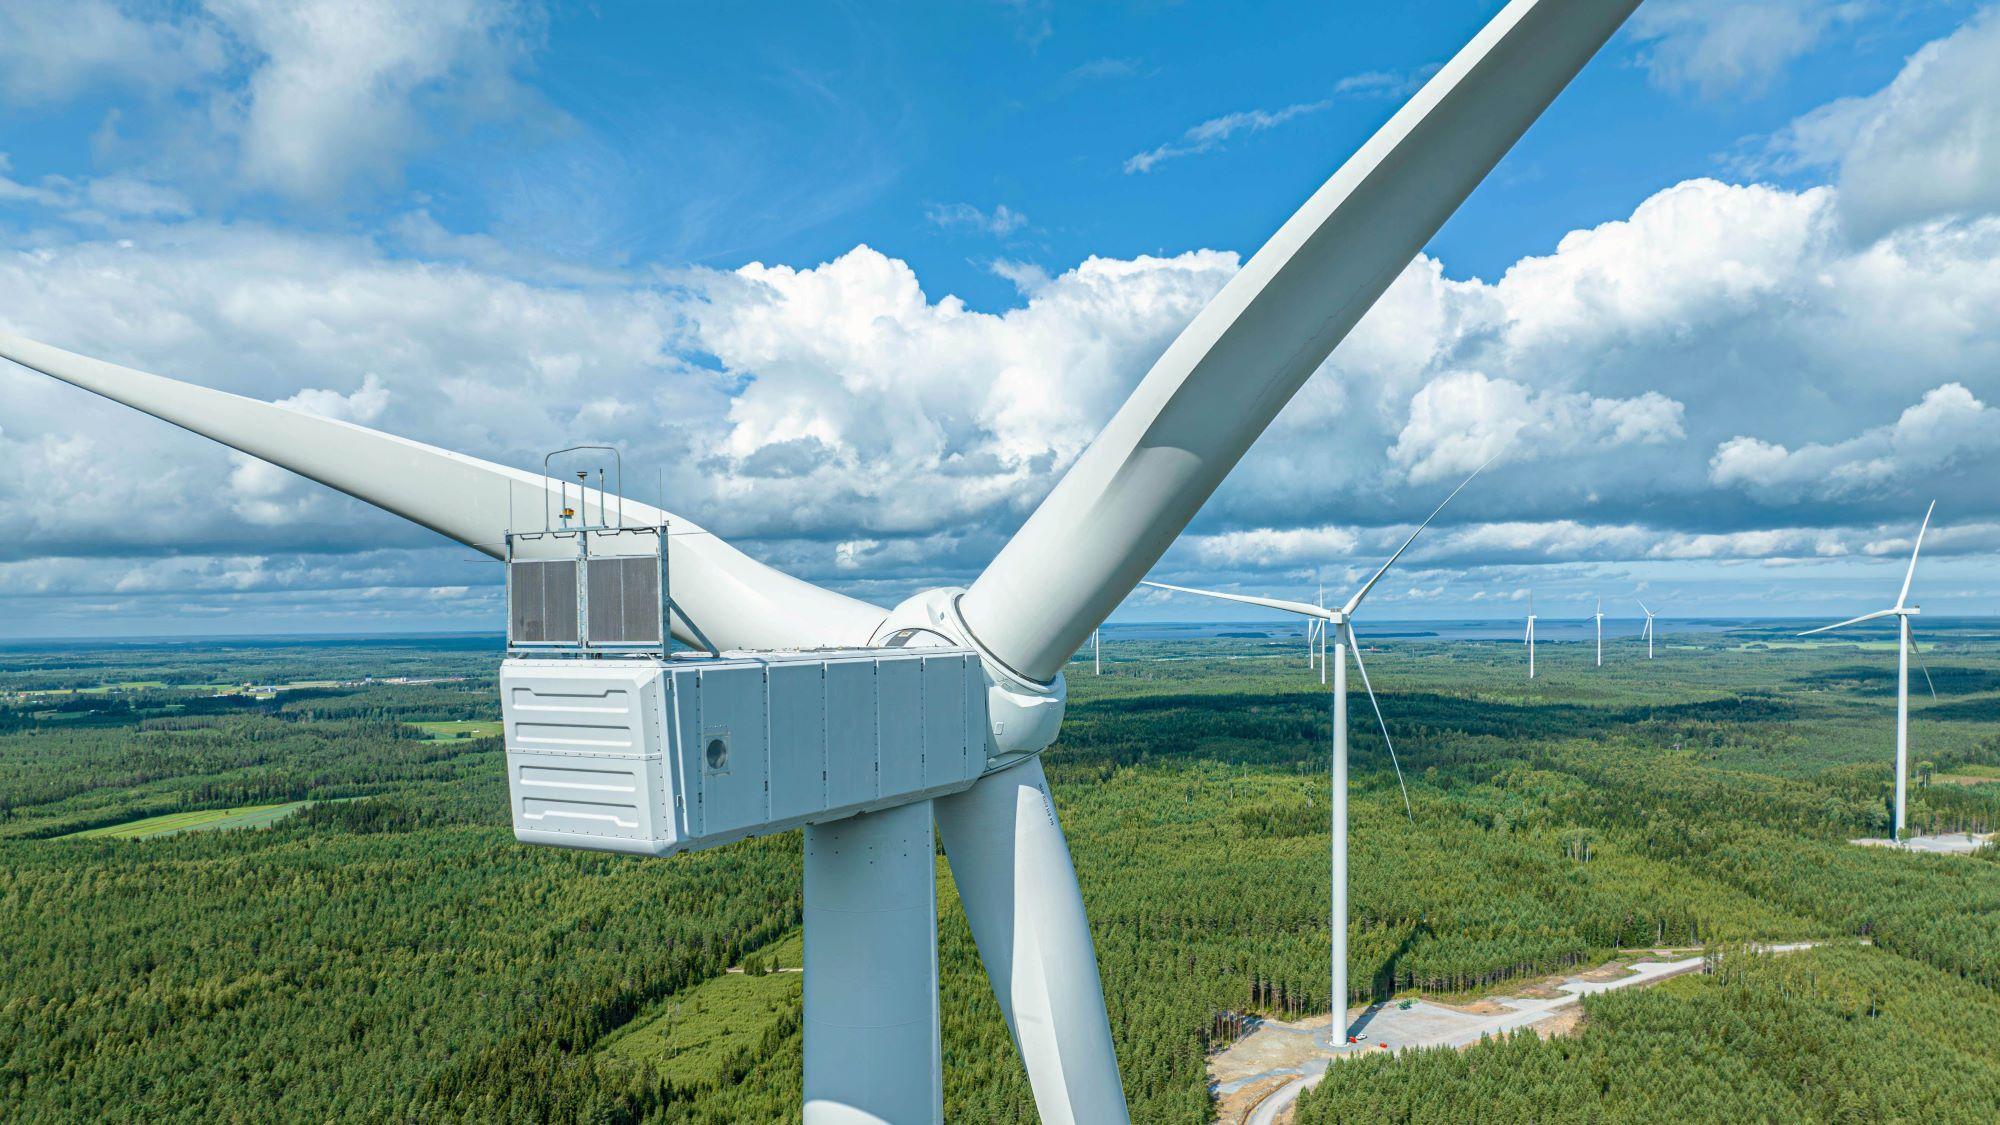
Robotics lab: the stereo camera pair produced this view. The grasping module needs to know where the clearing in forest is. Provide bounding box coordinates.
[1211,943,1825,1125]
[64,801,314,839]
[599,931,804,1087]
[411,720,503,740]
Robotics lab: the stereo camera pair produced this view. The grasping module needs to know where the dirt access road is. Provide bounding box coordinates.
[1214,943,1821,1125]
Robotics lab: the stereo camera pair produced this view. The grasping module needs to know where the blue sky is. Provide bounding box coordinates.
[3,1,1999,636]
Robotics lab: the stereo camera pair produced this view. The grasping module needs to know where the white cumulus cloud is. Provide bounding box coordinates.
[1630,0,1868,99]
[1390,371,1685,485]
[1764,6,2000,240]
[0,0,543,204]
[1710,383,2000,502]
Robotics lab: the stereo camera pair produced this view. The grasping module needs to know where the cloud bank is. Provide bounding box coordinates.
[4,3,2000,632]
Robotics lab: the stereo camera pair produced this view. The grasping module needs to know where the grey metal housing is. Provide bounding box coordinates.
[502,648,990,856]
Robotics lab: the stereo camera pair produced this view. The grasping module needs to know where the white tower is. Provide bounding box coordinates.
[1799,501,1936,843]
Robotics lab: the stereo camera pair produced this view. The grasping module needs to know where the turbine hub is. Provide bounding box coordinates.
[872,587,1067,772]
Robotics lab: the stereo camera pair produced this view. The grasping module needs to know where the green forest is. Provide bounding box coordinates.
[4,621,2000,1122]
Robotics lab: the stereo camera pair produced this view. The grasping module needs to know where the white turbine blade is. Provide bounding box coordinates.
[934,759,1127,1125]
[1798,607,1898,637]
[1140,580,1325,619]
[0,332,884,651]
[1908,630,1939,702]
[1636,601,1652,616]
[1896,500,1935,610]
[1346,630,1413,822]
[956,0,1640,683]
[1342,458,1491,616]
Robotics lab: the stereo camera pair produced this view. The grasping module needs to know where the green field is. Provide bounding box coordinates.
[411,720,503,740]
[65,801,313,839]
[602,931,804,1087]
[1741,640,1907,652]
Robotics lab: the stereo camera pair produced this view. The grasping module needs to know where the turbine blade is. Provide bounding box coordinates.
[934,759,1128,1125]
[1798,607,1898,637]
[1909,630,1939,702]
[1347,628,1413,822]
[0,332,884,651]
[1637,601,1652,616]
[1342,457,1491,616]
[1140,580,1325,618]
[957,0,1641,682]
[1896,500,1935,610]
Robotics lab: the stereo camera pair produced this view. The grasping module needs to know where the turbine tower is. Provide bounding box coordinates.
[1143,463,1484,1037]
[1594,597,1604,668]
[1799,501,1937,843]
[1317,580,1329,685]
[1526,594,1538,680]
[0,2,1637,1117]
[1638,601,1657,659]
[1307,571,1321,672]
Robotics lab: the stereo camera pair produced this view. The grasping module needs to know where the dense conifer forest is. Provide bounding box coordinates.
[3,623,1999,1121]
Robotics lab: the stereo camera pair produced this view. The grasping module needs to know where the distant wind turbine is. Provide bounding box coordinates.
[1307,573,1322,675]
[1638,601,1656,659]
[1143,463,1484,1038]
[1593,597,1604,668]
[1526,595,1538,680]
[1798,501,1936,842]
[1318,580,1329,685]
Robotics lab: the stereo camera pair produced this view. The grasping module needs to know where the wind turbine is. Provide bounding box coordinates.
[1593,597,1604,668]
[1317,580,1329,685]
[1799,501,1937,843]
[1638,601,1657,659]
[1526,594,1538,679]
[0,2,1637,1119]
[1093,626,1102,674]
[1143,463,1485,1037]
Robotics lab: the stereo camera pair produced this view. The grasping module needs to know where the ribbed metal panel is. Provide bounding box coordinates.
[503,649,988,857]
[585,555,662,645]
[510,559,579,644]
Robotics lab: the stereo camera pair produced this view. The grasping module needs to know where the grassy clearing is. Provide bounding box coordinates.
[600,932,803,1086]
[1935,763,2000,787]
[411,720,502,740]
[1741,640,1905,652]
[65,802,311,839]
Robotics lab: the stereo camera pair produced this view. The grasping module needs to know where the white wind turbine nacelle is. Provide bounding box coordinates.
[1,1,1640,1118]
[1797,501,1937,844]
